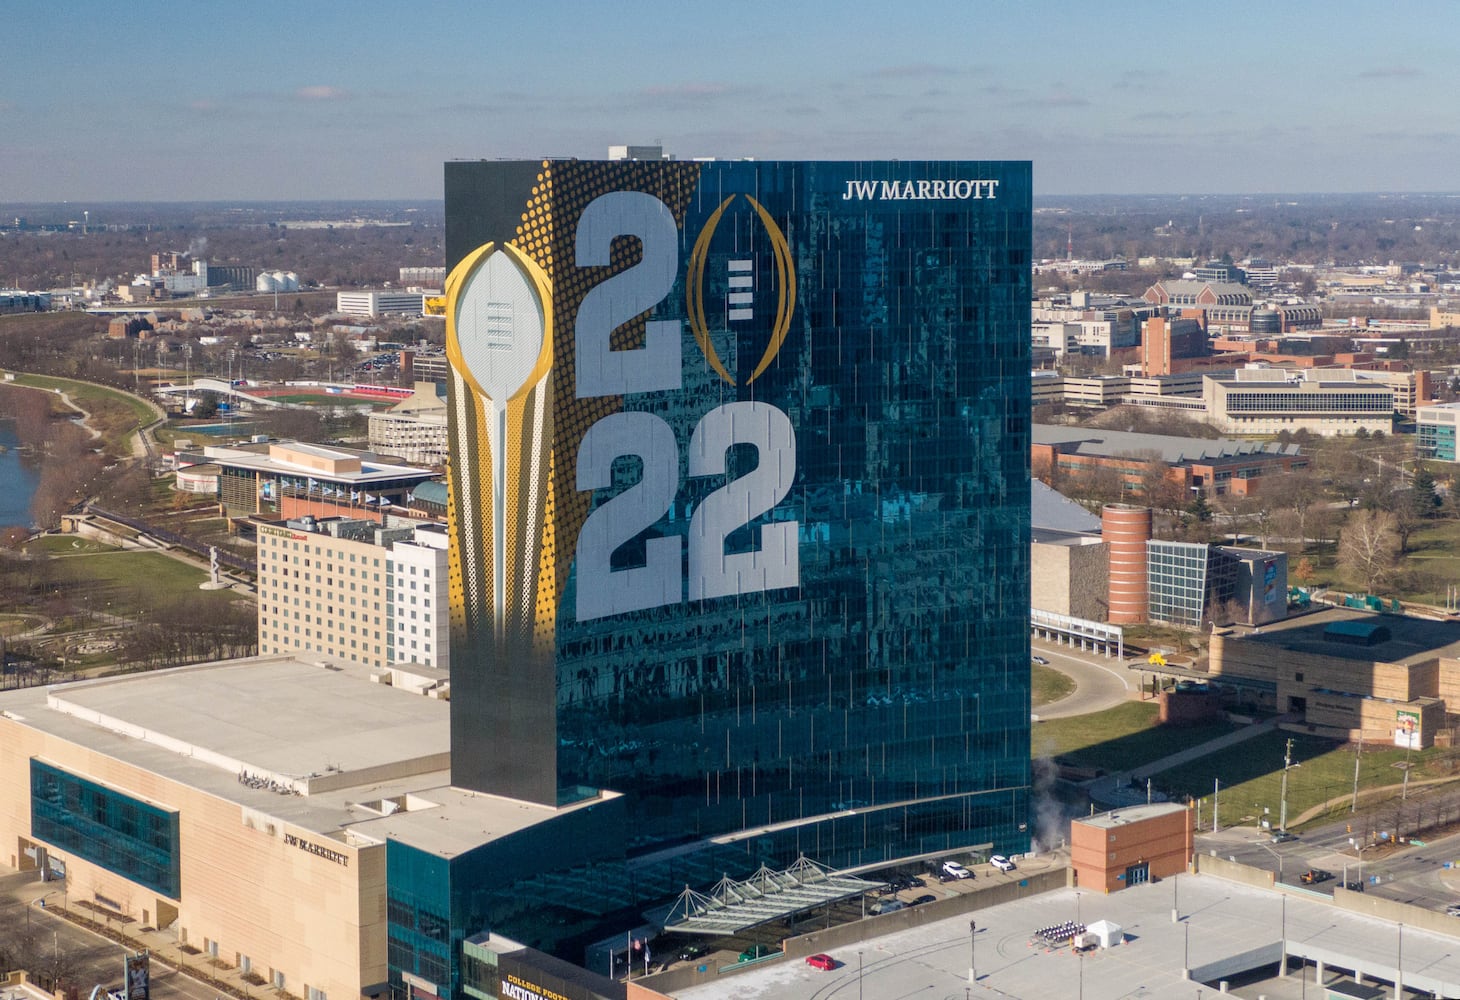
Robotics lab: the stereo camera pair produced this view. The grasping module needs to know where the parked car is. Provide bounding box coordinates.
[1300,869,1333,884]
[1446,902,1460,917]
[805,953,836,971]
[869,899,906,915]
[739,944,778,962]
[942,860,973,880]
[990,854,1016,872]
[1032,655,1049,665]
[678,942,710,962]
[1344,880,1365,893]
[909,893,937,906]
[1271,831,1298,844]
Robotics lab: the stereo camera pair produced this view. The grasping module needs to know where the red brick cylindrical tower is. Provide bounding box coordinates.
[1103,504,1151,624]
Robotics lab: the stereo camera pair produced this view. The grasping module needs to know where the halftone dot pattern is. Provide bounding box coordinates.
[516,160,705,623]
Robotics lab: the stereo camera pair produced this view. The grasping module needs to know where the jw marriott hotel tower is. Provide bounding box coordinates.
[443,158,1032,875]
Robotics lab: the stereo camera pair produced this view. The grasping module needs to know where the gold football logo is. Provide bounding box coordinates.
[685,195,796,386]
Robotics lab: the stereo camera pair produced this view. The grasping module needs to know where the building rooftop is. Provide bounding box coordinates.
[0,655,610,852]
[1074,802,1187,830]
[203,440,438,485]
[1219,606,1460,665]
[1033,424,1300,464]
[671,872,1460,1000]
[1031,480,1101,535]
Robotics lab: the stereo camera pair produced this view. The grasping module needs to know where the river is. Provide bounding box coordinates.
[0,420,40,530]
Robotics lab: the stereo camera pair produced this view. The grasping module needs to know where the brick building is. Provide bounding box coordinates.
[1071,803,1193,893]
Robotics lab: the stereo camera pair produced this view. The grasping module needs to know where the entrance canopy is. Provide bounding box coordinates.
[661,856,885,936]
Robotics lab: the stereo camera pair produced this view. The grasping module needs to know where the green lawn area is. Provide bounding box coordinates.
[1395,519,1460,605]
[0,614,44,637]
[24,535,119,555]
[47,551,234,614]
[1154,732,1460,829]
[1031,663,1075,707]
[10,373,156,456]
[12,373,155,424]
[1031,701,1242,774]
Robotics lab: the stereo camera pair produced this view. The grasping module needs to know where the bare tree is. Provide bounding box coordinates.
[1338,509,1400,593]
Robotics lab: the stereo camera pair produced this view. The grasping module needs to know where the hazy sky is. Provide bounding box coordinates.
[3,1,1455,201]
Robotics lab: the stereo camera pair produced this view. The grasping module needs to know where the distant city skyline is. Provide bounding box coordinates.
[3,1,1457,201]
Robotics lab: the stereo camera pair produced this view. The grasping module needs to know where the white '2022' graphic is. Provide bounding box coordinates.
[572,191,799,621]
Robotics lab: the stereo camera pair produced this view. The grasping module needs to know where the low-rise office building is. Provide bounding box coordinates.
[337,291,426,318]
[1070,803,1193,893]
[1033,424,1306,499]
[1202,368,1395,435]
[367,381,448,467]
[1417,401,1460,461]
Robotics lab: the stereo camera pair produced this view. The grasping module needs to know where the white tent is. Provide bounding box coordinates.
[1087,919,1123,949]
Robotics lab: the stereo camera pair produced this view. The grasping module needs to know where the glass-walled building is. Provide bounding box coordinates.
[430,158,1033,985]
[1417,403,1460,462]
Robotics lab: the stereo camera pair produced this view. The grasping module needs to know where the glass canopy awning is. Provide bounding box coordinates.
[661,855,886,936]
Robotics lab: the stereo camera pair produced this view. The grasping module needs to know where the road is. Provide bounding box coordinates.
[1031,640,1134,720]
[1,873,216,1000]
[1199,786,1460,918]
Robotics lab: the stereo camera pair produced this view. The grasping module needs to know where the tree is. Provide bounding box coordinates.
[1293,556,1318,587]
[1338,509,1400,593]
[1411,466,1440,515]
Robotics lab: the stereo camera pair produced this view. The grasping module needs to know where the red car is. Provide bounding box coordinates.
[805,953,837,971]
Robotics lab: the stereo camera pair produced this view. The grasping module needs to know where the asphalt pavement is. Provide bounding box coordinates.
[0,868,249,1000]
[1030,640,1134,720]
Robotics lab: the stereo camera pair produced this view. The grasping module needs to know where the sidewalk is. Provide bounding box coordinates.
[4,870,263,1000]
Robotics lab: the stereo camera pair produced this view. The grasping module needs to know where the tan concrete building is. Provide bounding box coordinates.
[1208,608,1460,745]
[0,656,618,1000]
[1202,368,1395,436]
[367,382,448,467]
[1031,533,1108,622]
[255,516,450,672]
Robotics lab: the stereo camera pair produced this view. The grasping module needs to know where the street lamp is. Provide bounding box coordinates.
[968,920,977,984]
[858,950,863,1000]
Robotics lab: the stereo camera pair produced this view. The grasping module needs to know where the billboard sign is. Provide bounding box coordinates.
[124,951,149,1000]
[1395,709,1421,749]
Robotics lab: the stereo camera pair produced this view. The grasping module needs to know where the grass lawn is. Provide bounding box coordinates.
[10,373,156,456]
[1155,732,1460,829]
[1030,701,1242,774]
[1396,519,1460,605]
[1031,663,1075,707]
[47,551,234,614]
[24,535,119,555]
[0,614,44,637]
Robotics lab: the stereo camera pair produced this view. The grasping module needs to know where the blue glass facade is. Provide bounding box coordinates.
[1418,419,1457,462]
[30,758,180,898]
[432,158,1031,984]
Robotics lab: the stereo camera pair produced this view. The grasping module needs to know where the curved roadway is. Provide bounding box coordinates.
[1031,640,1135,719]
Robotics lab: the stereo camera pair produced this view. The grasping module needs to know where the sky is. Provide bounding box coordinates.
[2,1,1457,202]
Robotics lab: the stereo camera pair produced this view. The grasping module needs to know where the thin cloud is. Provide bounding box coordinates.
[871,64,961,79]
[188,99,218,112]
[1016,89,1091,109]
[295,85,350,101]
[638,82,734,99]
[1357,67,1423,79]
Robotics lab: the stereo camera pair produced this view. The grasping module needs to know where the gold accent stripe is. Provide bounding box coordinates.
[746,196,796,385]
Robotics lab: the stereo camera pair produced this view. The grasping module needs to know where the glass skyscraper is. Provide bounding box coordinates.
[390,159,1032,988]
